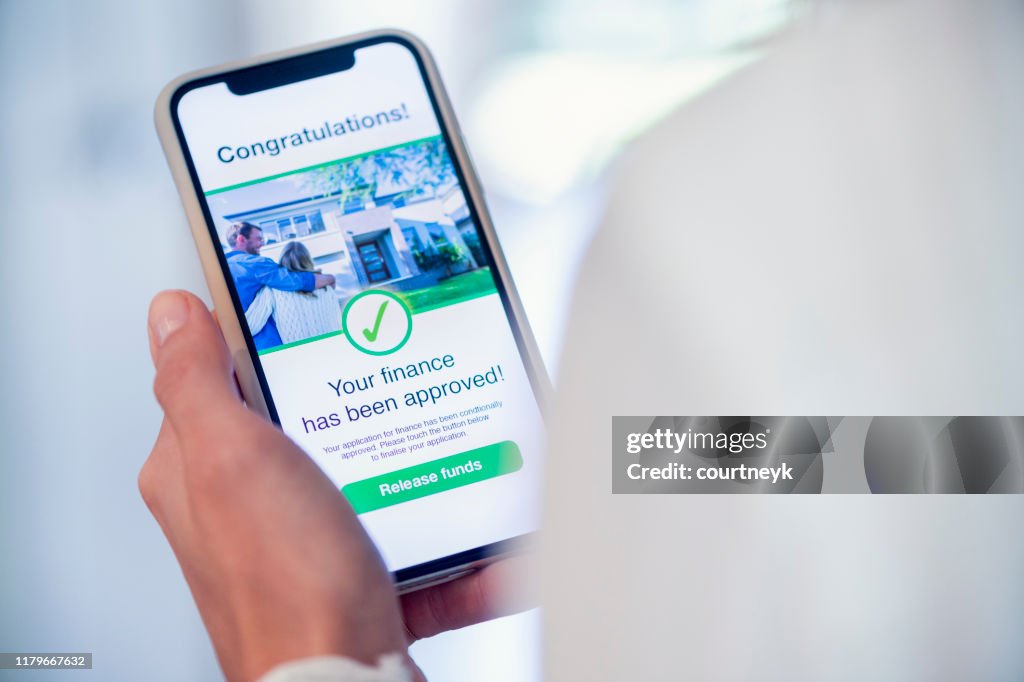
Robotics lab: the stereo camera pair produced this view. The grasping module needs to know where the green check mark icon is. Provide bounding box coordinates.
[362,300,389,342]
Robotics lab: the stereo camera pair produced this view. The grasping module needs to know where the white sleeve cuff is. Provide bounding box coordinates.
[258,653,412,682]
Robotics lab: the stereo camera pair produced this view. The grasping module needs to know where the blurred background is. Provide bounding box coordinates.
[0,0,805,679]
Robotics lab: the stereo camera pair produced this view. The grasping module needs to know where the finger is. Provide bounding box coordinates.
[401,557,539,642]
[148,290,246,442]
[401,563,504,642]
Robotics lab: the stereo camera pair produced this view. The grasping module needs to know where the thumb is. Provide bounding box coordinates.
[148,290,244,440]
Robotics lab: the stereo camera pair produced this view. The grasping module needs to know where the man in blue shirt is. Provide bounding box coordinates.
[225,222,336,350]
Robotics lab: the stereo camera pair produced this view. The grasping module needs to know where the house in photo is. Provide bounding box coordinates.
[214,175,483,303]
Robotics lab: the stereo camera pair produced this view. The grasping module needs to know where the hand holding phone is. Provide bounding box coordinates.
[142,290,407,680]
[141,289,527,680]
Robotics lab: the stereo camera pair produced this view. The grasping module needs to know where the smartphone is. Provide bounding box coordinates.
[155,30,548,591]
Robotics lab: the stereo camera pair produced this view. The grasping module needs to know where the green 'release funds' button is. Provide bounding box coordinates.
[342,441,523,514]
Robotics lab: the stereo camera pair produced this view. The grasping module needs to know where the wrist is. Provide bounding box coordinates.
[232,607,409,681]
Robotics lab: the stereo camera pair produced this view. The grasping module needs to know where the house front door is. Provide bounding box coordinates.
[358,241,392,283]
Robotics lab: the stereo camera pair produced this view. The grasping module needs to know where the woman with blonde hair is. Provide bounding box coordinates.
[246,241,342,345]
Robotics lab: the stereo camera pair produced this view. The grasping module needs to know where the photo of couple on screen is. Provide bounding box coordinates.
[212,137,496,353]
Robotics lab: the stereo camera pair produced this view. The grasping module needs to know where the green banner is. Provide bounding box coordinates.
[342,441,523,513]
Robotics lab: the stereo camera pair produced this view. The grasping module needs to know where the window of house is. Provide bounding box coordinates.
[343,197,364,214]
[308,210,325,233]
[279,217,296,240]
[427,223,450,246]
[259,220,281,244]
[402,226,424,253]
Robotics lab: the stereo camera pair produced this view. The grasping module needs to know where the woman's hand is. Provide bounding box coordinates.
[140,290,533,681]
[141,290,408,681]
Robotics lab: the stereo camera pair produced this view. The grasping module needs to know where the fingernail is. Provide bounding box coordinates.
[149,291,190,347]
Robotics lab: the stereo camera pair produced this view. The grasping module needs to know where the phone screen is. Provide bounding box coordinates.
[170,37,544,576]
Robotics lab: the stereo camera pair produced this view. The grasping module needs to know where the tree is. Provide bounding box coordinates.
[302,138,457,204]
